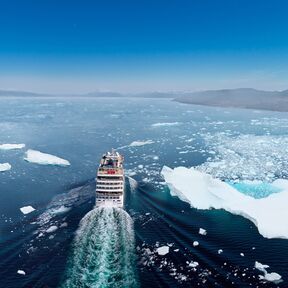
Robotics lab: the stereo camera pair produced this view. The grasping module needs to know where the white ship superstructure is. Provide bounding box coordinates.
[96,149,125,208]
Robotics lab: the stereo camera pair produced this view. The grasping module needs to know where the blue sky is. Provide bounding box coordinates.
[0,0,288,93]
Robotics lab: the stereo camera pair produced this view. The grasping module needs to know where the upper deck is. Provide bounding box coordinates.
[97,150,124,177]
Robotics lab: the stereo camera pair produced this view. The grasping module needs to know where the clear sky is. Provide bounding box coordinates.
[0,0,288,93]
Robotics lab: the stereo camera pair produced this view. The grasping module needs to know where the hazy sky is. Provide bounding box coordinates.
[0,0,288,93]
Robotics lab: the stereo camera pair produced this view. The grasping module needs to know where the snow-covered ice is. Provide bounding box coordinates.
[17,270,26,275]
[46,225,58,233]
[193,241,199,247]
[0,163,11,172]
[0,143,25,150]
[24,149,70,166]
[129,140,154,147]
[199,228,207,235]
[151,122,180,127]
[20,206,35,215]
[161,166,288,239]
[255,261,282,283]
[156,246,169,255]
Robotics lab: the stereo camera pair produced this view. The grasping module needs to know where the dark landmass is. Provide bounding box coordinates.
[0,90,175,98]
[174,88,288,112]
[2,88,288,112]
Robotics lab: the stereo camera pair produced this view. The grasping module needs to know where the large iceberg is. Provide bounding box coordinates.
[24,149,70,166]
[0,163,11,172]
[0,143,25,150]
[161,166,288,239]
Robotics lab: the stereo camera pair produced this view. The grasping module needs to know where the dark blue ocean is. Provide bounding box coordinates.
[0,97,287,288]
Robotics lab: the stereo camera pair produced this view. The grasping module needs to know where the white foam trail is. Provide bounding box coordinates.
[61,207,138,288]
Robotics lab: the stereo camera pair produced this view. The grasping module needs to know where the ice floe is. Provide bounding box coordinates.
[161,166,288,239]
[255,261,282,283]
[157,246,169,255]
[46,225,58,233]
[0,163,11,172]
[20,206,35,215]
[151,122,180,127]
[199,228,207,235]
[17,270,26,275]
[129,140,155,147]
[24,149,70,166]
[0,143,25,150]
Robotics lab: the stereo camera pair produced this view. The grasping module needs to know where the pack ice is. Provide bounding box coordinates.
[24,149,70,166]
[161,166,288,239]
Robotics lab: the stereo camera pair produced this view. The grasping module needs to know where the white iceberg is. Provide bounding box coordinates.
[46,225,58,233]
[255,261,282,283]
[0,163,11,172]
[156,246,169,256]
[20,206,35,215]
[161,166,288,239]
[17,270,26,275]
[129,140,154,147]
[199,228,207,235]
[151,122,180,127]
[0,143,25,150]
[24,149,70,166]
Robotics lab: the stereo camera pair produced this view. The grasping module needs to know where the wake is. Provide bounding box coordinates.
[61,207,138,288]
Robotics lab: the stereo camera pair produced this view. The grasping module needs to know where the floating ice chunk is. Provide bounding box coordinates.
[199,228,207,235]
[129,140,154,147]
[255,261,269,272]
[51,205,71,215]
[151,122,180,127]
[0,163,11,172]
[240,253,244,257]
[20,206,35,215]
[161,166,288,239]
[261,272,282,282]
[218,249,223,254]
[193,241,199,247]
[156,246,169,256]
[24,149,70,166]
[0,143,25,150]
[17,270,26,275]
[188,261,199,268]
[255,261,282,283]
[46,225,58,233]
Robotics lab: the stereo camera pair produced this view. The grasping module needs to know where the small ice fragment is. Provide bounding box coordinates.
[174,249,179,252]
[218,249,223,254]
[193,241,199,247]
[0,144,25,150]
[17,270,26,275]
[188,261,199,268]
[20,206,35,215]
[138,164,144,169]
[0,163,11,172]
[199,228,207,235]
[145,212,150,216]
[46,225,58,233]
[156,246,169,256]
[240,253,244,257]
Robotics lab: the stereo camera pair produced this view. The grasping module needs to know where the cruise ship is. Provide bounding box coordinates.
[95,149,125,208]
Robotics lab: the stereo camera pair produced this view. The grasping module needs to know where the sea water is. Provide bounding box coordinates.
[0,97,287,287]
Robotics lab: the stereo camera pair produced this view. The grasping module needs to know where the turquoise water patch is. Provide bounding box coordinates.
[228,181,282,199]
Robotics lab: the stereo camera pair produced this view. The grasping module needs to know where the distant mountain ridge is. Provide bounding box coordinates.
[1,88,288,111]
[174,88,288,112]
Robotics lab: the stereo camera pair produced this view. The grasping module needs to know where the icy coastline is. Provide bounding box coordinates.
[161,166,288,239]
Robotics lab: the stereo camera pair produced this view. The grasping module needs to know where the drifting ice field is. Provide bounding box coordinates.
[0,97,288,287]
